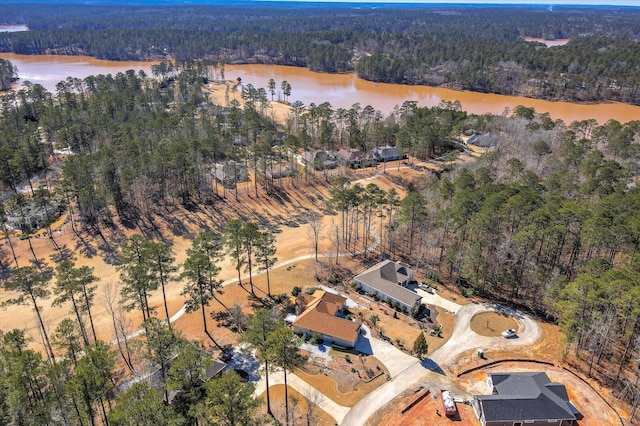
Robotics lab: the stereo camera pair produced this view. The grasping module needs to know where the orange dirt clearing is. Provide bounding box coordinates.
[259,384,336,426]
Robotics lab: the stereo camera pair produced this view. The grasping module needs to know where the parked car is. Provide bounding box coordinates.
[418,284,434,294]
[501,329,517,338]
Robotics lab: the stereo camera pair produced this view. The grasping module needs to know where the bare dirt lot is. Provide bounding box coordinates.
[461,362,622,426]
[295,354,389,407]
[259,384,336,426]
[369,384,479,426]
[0,172,387,346]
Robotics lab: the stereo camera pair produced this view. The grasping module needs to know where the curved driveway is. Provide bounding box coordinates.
[340,303,541,426]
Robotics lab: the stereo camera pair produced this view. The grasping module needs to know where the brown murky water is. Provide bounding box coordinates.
[2,52,639,125]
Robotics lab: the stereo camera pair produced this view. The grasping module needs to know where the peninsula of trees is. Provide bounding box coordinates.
[0,58,17,91]
[2,3,640,104]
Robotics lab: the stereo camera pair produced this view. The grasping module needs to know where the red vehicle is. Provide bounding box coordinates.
[440,390,458,417]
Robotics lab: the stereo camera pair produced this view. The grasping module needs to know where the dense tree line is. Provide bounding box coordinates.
[0,58,17,91]
[389,109,640,409]
[2,4,640,103]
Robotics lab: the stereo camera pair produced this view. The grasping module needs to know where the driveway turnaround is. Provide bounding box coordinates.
[340,303,541,426]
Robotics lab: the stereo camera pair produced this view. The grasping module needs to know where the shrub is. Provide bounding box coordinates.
[393,311,398,319]
[345,355,352,363]
[292,286,302,296]
[351,367,357,373]
[461,287,474,297]
[426,270,442,284]
[304,287,318,295]
[310,332,323,345]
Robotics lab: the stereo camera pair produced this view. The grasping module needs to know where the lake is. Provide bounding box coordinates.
[2,52,640,125]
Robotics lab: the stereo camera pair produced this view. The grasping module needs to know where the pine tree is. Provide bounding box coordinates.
[413,332,428,359]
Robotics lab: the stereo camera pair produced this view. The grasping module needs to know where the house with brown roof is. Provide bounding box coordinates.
[354,259,421,312]
[292,290,361,348]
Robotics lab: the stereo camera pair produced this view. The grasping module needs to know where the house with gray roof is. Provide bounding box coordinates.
[213,161,248,189]
[337,148,373,169]
[373,145,404,162]
[267,162,296,179]
[6,199,60,233]
[302,150,338,170]
[473,372,580,426]
[467,132,496,148]
[354,259,421,312]
[145,356,227,404]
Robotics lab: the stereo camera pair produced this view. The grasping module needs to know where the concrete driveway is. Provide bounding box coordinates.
[341,302,541,426]
[415,287,463,313]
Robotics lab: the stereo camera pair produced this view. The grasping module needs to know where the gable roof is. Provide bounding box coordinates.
[213,161,247,181]
[476,372,576,422]
[373,146,400,158]
[293,290,359,344]
[354,260,421,307]
[302,150,336,164]
[337,148,368,162]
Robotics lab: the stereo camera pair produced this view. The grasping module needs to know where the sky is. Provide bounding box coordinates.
[270,1,639,4]
[253,0,640,4]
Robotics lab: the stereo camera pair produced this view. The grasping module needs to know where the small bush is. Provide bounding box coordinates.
[328,274,339,284]
[345,355,352,363]
[351,367,357,373]
[310,332,323,345]
[426,270,442,284]
[304,287,318,295]
[393,311,398,319]
[292,286,302,296]
[376,365,381,371]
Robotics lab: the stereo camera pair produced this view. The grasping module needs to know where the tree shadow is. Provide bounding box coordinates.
[0,260,12,280]
[74,236,97,259]
[420,358,445,375]
[49,245,76,263]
